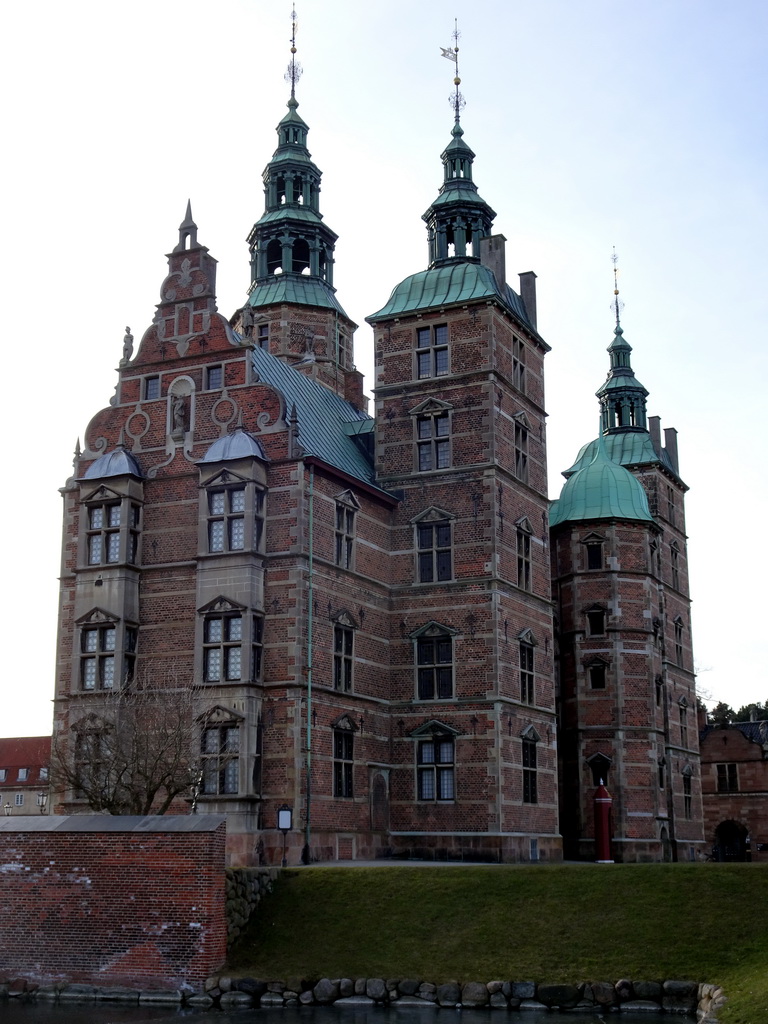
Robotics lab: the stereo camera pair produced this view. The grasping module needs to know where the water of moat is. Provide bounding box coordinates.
[0,1003,689,1023]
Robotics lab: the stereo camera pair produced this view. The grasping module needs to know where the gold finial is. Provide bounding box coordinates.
[285,3,302,98]
[611,247,624,327]
[441,20,465,123]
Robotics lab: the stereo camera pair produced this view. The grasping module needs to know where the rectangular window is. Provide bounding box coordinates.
[208,487,246,553]
[39,766,48,782]
[517,528,531,591]
[0,769,5,782]
[514,421,528,483]
[204,614,243,682]
[201,725,239,795]
[587,609,606,635]
[333,625,353,692]
[14,793,23,807]
[81,624,116,690]
[716,762,738,793]
[251,616,264,682]
[17,768,28,781]
[417,737,455,800]
[335,504,355,569]
[671,544,680,590]
[589,663,607,689]
[586,542,603,570]
[513,337,526,393]
[417,635,453,700]
[257,323,269,349]
[417,413,450,471]
[683,774,692,819]
[144,375,160,400]
[417,522,452,582]
[667,486,676,526]
[679,704,688,748]
[206,365,223,390]
[674,620,684,666]
[333,730,354,798]
[522,739,537,803]
[416,324,449,379]
[520,642,534,705]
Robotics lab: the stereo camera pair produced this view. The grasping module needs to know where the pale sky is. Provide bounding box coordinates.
[1,0,765,737]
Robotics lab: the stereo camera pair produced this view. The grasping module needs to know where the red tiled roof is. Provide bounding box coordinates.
[0,736,51,788]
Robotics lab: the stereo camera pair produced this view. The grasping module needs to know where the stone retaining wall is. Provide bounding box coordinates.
[225,867,279,946]
[0,974,726,1020]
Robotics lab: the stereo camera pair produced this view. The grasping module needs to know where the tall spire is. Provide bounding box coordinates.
[596,251,648,433]
[423,25,495,269]
[246,4,345,316]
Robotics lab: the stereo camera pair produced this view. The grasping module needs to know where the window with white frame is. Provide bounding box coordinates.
[201,723,239,795]
[87,500,140,566]
[208,486,246,552]
[204,613,243,682]
[14,793,23,807]
[416,324,449,379]
[417,735,455,801]
[81,623,116,690]
[0,769,6,782]
[17,768,28,781]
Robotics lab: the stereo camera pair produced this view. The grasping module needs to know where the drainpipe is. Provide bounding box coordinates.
[302,464,315,864]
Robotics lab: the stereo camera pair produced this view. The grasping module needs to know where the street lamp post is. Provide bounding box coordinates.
[277,804,292,868]
[3,802,11,816]
[37,791,48,814]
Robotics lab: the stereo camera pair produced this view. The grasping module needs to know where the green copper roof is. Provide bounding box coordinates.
[248,273,349,317]
[428,184,494,209]
[550,440,653,527]
[597,372,648,395]
[564,431,678,478]
[249,344,379,488]
[367,261,532,328]
[254,207,327,227]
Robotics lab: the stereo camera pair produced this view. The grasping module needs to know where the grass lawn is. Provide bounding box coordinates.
[227,863,768,1023]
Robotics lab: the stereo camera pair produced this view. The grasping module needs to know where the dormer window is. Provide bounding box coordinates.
[208,487,246,552]
[85,497,140,567]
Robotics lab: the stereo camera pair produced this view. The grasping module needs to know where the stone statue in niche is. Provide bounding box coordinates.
[172,393,186,436]
[121,326,134,364]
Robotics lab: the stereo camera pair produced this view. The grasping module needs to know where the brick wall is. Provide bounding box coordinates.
[0,816,226,990]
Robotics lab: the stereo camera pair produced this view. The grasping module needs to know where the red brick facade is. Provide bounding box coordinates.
[0,817,226,988]
[699,722,768,861]
[49,100,701,866]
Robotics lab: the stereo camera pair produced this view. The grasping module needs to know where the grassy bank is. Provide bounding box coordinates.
[227,863,768,1023]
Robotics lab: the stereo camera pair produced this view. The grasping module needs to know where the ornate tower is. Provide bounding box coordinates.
[239,10,364,406]
[550,268,703,862]
[367,35,559,862]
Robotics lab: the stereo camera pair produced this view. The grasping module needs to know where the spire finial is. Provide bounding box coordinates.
[441,20,465,124]
[285,3,302,99]
[611,246,624,329]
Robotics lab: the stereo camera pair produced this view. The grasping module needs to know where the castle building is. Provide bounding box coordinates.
[550,309,704,861]
[51,51,703,865]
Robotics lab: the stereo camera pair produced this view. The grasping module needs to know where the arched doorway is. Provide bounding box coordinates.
[714,820,750,862]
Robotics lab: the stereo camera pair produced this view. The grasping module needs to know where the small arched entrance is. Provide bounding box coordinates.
[714,820,750,862]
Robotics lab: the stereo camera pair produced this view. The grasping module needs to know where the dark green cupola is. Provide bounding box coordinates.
[596,323,649,433]
[422,121,496,268]
[246,95,347,315]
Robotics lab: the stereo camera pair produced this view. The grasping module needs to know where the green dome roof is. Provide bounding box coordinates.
[550,439,653,527]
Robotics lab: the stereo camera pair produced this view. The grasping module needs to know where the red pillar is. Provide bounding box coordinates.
[594,781,614,863]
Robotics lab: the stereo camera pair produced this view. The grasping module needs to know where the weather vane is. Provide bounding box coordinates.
[611,247,625,327]
[285,3,302,97]
[441,20,465,123]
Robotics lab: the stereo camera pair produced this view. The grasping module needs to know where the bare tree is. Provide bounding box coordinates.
[51,680,225,815]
